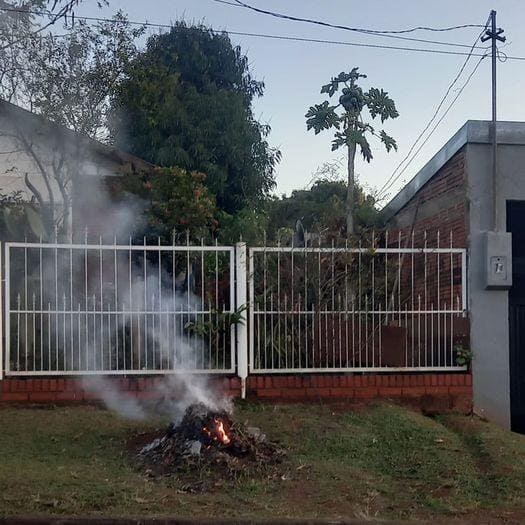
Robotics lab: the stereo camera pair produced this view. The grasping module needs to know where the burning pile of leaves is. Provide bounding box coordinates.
[135,404,285,491]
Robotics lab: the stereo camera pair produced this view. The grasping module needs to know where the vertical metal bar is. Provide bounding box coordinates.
[99,237,103,370]
[450,232,454,368]
[461,250,467,314]
[158,237,162,370]
[114,236,118,371]
[371,231,375,367]
[143,236,147,370]
[129,237,133,371]
[338,294,342,368]
[229,248,236,372]
[345,238,349,368]
[418,294,421,367]
[39,244,43,372]
[69,246,73,370]
[365,294,369,367]
[48,301,51,372]
[283,295,288,370]
[92,294,96,370]
[437,230,441,367]
[16,294,20,371]
[54,242,58,371]
[304,237,309,369]
[277,237,281,371]
[77,303,81,371]
[84,238,88,370]
[424,231,428,367]
[431,302,434,366]
[398,231,401,329]
[248,248,255,371]
[24,244,28,372]
[4,244,9,376]
[411,230,415,367]
[235,243,248,386]
[32,294,36,372]
[358,239,362,368]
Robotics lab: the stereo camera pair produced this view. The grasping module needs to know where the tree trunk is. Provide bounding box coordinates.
[346,140,357,238]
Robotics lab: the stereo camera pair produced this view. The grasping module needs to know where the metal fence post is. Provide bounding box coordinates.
[0,242,2,381]
[235,242,248,398]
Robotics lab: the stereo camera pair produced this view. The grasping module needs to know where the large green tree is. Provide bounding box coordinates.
[111,22,281,214]
[306,68,398,238]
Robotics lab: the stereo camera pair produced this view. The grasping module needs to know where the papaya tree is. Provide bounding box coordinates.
[305,68,398,237]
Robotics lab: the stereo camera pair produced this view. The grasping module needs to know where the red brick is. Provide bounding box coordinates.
[273,376,288,388]
[354,387,378,398]
[281,388,307,398]
[136,391,162,400]
[1,380,10,393]
[402,387,426,397]
[330,387,355,398]
[379,387,402,397]
[1,392,29,401]
[403,375,411,387]
[445,375,453,386]
[230,377,241,390]
[431,375,438,386]
[409,375,419,386]
[55,391,82,401]
[345,375,355,387]
[438,375,446,386]
[49,379,57,392]
[41,379,50,392]
[137,377,146,391]
[355,376,362,387]
[465,374,472,386]
[305,387,331,398]
[287,376,296,388]
[264,376,272,389]
[247,376,257,389]
[425,386,450,395]
[417,375,425,386]
[29,392,57,402]
[57,379,65,391]
[33,379,43,392]
[257,388,282,398]
[424,375,432,386]
[395,375,404,387]
[257,376,265,389]
[449,386,472,395]
[451,374,460,386]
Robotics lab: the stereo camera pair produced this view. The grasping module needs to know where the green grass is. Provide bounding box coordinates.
[0,402,525,520]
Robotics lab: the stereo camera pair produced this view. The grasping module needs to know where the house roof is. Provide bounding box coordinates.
[0,99,153,174]
[382,120,525,220]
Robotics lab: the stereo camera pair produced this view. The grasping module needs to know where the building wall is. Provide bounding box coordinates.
[466,142,525,428]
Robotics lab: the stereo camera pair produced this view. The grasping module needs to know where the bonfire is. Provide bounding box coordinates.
[136,403,284,491]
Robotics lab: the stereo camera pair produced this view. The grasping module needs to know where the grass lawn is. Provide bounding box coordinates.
[1,402,525,521]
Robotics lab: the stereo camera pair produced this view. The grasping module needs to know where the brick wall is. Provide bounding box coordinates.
[0,373,473,414]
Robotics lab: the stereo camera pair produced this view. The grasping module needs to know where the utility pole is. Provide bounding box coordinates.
[481,10,505,231]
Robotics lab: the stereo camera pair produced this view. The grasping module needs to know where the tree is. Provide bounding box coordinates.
[116,166,217,243]
[268,171,381,243]
[111,21,281,214]
[305,68,398,238]
[0,3,143,238]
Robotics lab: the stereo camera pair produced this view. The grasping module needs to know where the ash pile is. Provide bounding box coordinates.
[137,403,284,490]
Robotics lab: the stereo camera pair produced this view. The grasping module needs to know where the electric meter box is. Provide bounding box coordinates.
[483,231,512,290]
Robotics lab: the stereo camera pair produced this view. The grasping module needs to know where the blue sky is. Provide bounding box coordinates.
[73,0,525,203]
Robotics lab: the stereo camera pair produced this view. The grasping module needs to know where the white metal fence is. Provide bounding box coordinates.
[0,233,468,379]
[248,233,468,373]
[3,240,236,375]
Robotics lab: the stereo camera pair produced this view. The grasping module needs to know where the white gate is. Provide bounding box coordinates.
[248,233,468,373]
[3,239,237,376]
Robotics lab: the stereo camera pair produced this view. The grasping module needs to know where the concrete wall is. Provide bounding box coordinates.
[466,142,525,428]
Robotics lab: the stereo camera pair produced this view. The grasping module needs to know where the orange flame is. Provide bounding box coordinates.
[215,418,231,445]
[202,418,231,445]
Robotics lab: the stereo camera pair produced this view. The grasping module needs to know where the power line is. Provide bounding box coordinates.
[1,6,523,61]
[378,54,488,200]
[225,0,486,34]
[215,0,491,50]
[376,22,489,199]
[213,0,488,50]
